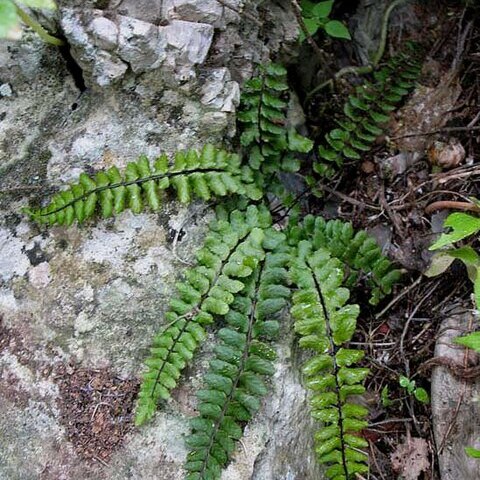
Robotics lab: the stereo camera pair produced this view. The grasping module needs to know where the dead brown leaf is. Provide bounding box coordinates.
[390,437,430,480]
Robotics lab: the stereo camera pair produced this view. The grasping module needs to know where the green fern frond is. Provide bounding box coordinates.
[290,241,369,480]
[184,236,290,479]
[135,205,271,426]
[288,215,401,305]
[24,145,262,226]
[238,63,313,175]
[315,48,423,178]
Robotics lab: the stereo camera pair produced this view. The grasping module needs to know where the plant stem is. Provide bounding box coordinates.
[15,5,65,47]
[290,0,334,77]
[372,0,408,67]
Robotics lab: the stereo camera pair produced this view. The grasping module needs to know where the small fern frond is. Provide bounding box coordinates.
[238,63,313,175]
[135,205,271,426]
[24,145,262,226]
[315,48,423,178]
[290,241,369,480]
[288,215,401,305]
[184,237,290,480]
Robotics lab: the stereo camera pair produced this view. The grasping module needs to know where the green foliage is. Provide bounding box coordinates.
[300,0,351,41]
[427,210,480,308]
[455,332,480,352]
[185,242,289,479]
[25,145,262,226]
[0,0,61,43]
[399,376,429,404]
[430,212,480,250]
[135,205,271,426]
[288,215,402,305]
[380,385,393,408]
[21,43,421,479]
[290,241,369,479]
[238,63,313,175]
[315,48,422,178]
[465,447,480,459]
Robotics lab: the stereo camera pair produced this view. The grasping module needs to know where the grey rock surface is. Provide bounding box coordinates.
[0,3,319,480]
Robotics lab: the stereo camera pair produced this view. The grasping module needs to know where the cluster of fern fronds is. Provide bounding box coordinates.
[315,46,422,178]
[24,44,424,480]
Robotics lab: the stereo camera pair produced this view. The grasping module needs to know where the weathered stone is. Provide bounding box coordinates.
[163,20,214,66]
[201,67,240,112]
[165,0,224,26]
[89,16,118,50]
[116,0,163,24]
[117,15,165,72]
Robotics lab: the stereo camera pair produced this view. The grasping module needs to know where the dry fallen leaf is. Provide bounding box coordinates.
[391,437,430,480]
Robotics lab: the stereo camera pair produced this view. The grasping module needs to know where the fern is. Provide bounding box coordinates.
[24,145,262,226]
[135,205,271,426]
[238,63,313,175]
[290,241,369,480]
[315,48,422,178]
[288,215,401,305]
[185,234,290,479]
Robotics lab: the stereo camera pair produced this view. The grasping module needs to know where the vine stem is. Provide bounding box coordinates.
[15,4,65,47]
[305,0,409,100]
[372,0,408,67]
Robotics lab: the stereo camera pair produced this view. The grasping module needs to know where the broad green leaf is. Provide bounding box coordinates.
[17,0,57,8]
[430,213,480,250]
[424,252,456,278]
[465,447,480,459]
[455,332,480,353]
[0,0,20,39]
[303,17,320,36]
[324,20,351,40]
[312,0,333,18]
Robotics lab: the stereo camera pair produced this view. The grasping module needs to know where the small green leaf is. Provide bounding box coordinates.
[455,332,480,353]
[324,20,351,40]
[465,447,480,459]
[0,0,20,39]
[303,17,321,37]
[414,387,429,404]
[381,386,393,407]
[288,129,314,153]
[17,0,57,8]
[399,375,410,388]
[312,0,333,18]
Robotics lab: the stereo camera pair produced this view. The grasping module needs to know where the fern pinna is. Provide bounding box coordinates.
[290,241,369,480]
[24,145,261,225]
[185,235,289,480]
[238,63,313,175]
[315,47,423,178]
[135,205,272,425]
[288,215,402,305]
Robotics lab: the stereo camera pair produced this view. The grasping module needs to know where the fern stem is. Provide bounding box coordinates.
[149,231,247,399]
[197,265,263,478]
[15,5,65,47]
[35,167,225,217]
[307,258,349,479]
[149,310,197,398]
